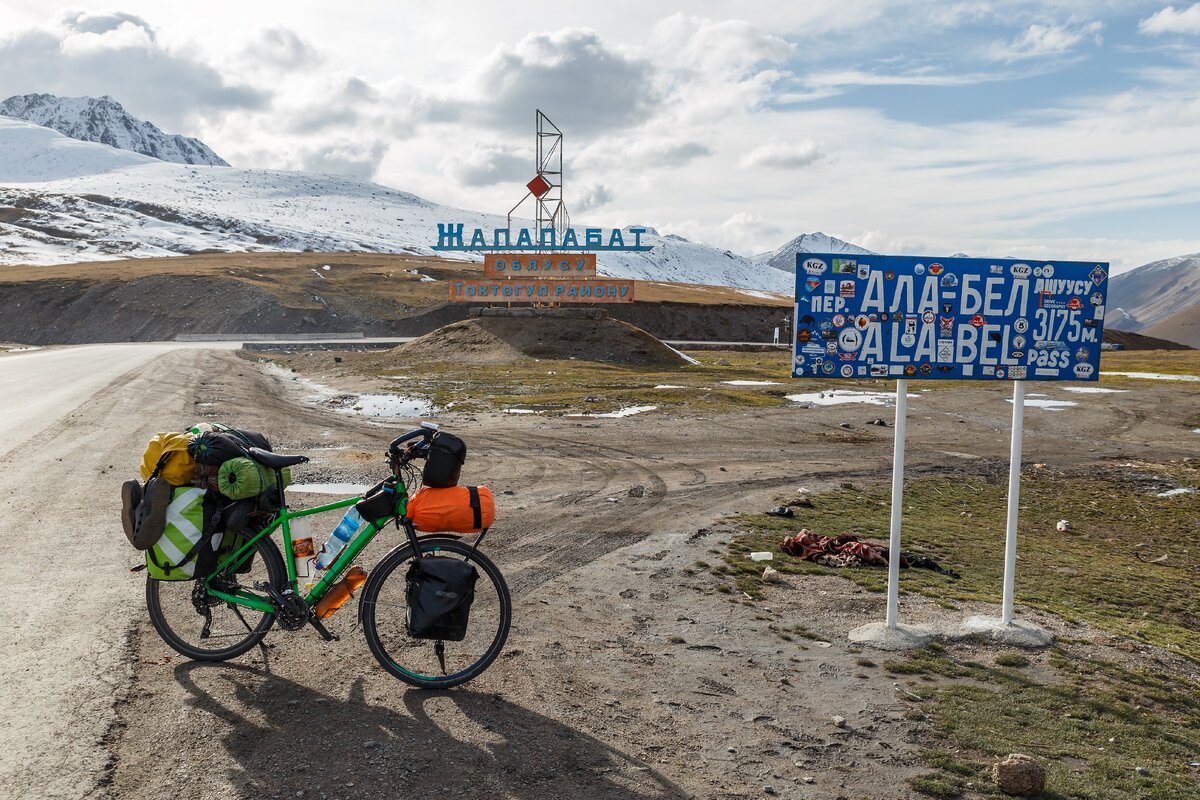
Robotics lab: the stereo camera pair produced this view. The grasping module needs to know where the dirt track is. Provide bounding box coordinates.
[2,346,1198,799]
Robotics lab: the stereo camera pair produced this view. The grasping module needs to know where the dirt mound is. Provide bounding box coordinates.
[394,315,689,365]
[1104,328,1192,350]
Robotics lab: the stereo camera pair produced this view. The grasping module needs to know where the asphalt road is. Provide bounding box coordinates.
[0,344,237,799]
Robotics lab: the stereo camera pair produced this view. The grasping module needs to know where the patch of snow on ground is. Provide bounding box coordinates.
[664,345,701,365]
[654,384,686,389]
[1101,371,1200,382]
[786,390,916,406]
[737,289,783,300]
[574,405,658,418]
[722,380,781,386]
[503,408,538,414]
[1156,487,1196,497]
[1060,387,1130,394]
[1007,398,1078,411]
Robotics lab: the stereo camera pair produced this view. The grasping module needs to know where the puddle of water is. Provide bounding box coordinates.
[574,405,659,418]
[290,483,370,495]
[1156,487,1196,498]
[722,380,781,386]
[1007,398,1079,411]
[1101,371,1200,382]
[786,390,915,406]
[1060,387,1130,394]
[333,393,434,417]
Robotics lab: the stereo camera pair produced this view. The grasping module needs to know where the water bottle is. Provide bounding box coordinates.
[290,518,316,589]
[314,566,368,619]
[315,506,364,570]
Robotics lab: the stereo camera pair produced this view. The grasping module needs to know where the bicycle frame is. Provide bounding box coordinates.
[203,482,415,614]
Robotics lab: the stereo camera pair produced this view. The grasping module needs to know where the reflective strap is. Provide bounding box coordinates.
[468,486,481,530]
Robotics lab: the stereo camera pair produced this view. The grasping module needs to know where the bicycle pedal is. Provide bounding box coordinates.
[308,617,339,642]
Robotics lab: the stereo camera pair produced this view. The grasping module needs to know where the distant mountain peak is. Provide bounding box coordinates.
[753,232,875,273]
[0,93,228,167]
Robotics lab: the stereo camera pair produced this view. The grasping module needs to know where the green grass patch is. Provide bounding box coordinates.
[899,646,1200,799]
[723,465,1200,658]
[995,653,1031,668]
[908,772,967,798]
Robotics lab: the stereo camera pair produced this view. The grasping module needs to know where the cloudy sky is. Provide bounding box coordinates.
[3,1,1200,272]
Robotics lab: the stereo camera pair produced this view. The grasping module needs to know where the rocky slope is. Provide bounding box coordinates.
[0,93,228,166]
[752,231,875,273]
[1106,252,1200,332]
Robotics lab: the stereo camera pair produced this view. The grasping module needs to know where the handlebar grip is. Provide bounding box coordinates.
[388,424,437,452]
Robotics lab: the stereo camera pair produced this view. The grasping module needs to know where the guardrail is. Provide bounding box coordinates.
[175,333,365,342]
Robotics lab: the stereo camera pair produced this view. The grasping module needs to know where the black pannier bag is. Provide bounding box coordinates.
[422,432,466,488]
[405,556,478,641]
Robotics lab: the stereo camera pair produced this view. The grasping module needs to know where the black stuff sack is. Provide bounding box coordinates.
[405,556,477,641]
[188,428,271,465]
[422,432,466,488]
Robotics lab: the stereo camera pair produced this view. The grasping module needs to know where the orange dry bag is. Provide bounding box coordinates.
[408,485,495,533]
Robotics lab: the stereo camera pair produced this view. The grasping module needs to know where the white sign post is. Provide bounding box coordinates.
[885,379,908,629]
[1001,381,1025,624]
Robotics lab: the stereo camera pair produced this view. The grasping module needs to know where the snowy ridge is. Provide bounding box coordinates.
[1106,252,1200,331]
[0,94,228,167]
[752,232,875,273]
[0,117,796,291]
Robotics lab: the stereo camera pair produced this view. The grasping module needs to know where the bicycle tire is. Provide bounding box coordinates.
[359,537,511,689]
[145,534,285,661]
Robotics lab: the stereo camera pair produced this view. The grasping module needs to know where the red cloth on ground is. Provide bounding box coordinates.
[779,529,906,568]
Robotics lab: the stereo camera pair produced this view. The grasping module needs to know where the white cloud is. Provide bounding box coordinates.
[466,28,659,134]
[739,140,822,169]
[989,20,1104,62]
[650,14,793,77]
[440,143,531,187]
[0,11,268,129]
[300,140,388,180]
[574,183,614,213]
[1139,3,1200,35]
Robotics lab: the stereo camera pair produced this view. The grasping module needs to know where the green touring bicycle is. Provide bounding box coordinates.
[145,424,512,689]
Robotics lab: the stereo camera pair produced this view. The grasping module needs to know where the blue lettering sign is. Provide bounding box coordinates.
[433,224,653,252]
[793,254,1109,382]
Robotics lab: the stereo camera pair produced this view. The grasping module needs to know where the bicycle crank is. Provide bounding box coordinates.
[256,582,310,631]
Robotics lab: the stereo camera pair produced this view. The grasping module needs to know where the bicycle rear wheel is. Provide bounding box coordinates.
[359,537,511,689]
[145,534,285,661]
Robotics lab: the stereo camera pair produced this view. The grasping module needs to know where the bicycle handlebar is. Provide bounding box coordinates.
[388,421,440,453]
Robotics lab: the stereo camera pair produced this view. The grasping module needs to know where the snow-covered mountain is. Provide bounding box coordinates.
[0,116,797,291]
[1106,253,1200,332]
[0,94,228,167]
[752,232,875,273]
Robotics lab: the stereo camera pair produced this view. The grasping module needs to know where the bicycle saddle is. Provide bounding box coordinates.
[246,447,310,469]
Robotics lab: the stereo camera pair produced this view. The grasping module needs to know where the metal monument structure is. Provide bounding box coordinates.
[508,110,570,240]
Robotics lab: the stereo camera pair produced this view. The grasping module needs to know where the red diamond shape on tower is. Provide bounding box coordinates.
[526,174,551,198]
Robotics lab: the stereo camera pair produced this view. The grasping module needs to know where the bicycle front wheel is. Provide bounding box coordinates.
[359,537,511,689]
[145,533,285,662]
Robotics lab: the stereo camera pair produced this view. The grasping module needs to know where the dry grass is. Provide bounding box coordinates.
[0,251,791,307]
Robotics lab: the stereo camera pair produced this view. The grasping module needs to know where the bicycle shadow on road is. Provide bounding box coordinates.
[171,661,689,800]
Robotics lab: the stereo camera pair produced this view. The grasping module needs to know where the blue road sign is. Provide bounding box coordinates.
[793,254,1109,381]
